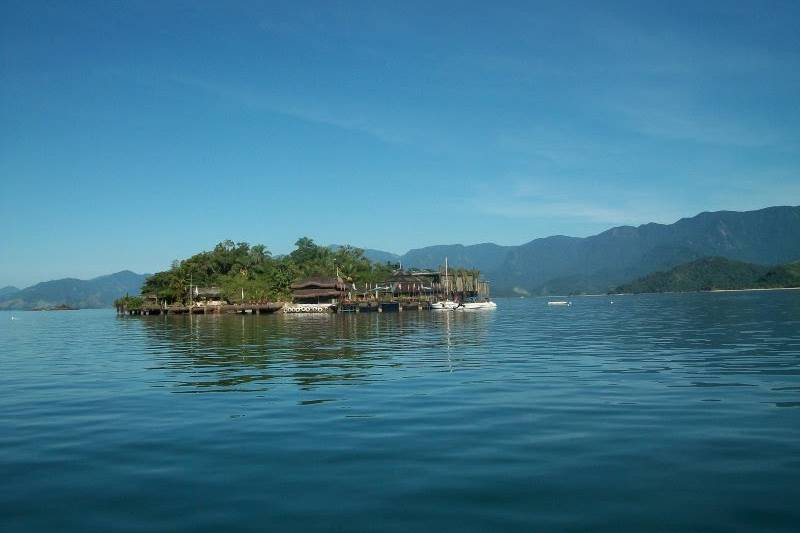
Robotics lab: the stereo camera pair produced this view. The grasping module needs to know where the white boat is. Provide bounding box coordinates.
[547,300,571,306]
[283,303,335,313]
[456,300,497,311]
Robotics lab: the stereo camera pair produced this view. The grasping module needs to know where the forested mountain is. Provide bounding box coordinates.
[400,243,512,272]
[372,206,800,295]
[0,271,148,310]
[0,286,19,299]
[614,257,800,293]
[4,206,800,306]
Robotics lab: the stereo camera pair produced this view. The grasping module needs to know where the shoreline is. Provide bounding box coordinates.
[608,286,800,296]
[708,286,800,293]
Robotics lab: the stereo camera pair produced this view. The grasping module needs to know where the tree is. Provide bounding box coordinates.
[139,238,396,304]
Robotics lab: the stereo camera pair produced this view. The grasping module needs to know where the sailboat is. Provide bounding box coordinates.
[430,257,459,310]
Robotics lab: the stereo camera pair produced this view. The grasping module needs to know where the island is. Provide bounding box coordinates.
[613,257,800,294]
[115,238,491,315]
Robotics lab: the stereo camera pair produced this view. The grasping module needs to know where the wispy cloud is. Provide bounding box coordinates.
[611,94,781,148]
[168,76,406,144]
[465,178,687,227]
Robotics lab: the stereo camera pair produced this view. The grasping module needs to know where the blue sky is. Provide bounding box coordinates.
[2,1,799,287]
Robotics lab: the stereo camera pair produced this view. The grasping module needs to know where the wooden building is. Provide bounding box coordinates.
[190,286,225,305]
[291,277,348,304]
[341,269,490,302]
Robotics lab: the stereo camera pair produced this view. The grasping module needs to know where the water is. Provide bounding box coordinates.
[2,292,800,532]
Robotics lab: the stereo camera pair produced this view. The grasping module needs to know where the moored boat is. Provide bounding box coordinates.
[431,256,458,310]
[456,300,498,310]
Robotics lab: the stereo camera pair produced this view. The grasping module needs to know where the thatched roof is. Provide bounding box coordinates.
[292,288,345,299]
[290,277,347,290]
[387,273,438,283]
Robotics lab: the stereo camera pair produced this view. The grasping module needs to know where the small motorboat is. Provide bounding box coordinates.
[455,298,498,311]
[547,300,571,306]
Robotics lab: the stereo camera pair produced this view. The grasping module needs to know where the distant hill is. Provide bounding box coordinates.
[329,245,400,265]
[0,271,148,310]
[361,248,401,265]
[401,243,512,272]
[0,286,19,299]
[5,206,800,304]
[614,257,800,294]
[390,205,800,295]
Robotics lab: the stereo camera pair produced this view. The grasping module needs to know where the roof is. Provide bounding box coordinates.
[292,288,345,299]
[387,274,438,283]
[290,277,347,290]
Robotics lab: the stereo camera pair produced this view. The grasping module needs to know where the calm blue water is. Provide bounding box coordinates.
[2,292,800,532]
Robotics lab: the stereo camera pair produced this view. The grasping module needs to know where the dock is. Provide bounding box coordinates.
[117,303,284,316]
[335,301,432,313]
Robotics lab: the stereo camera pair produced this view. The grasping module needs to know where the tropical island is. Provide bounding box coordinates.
[115,238,489,314]
[614,257,800,294]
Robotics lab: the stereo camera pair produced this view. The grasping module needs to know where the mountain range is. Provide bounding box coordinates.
[361,205,800,295]
[0,271,148,310]
[2,205,799,308]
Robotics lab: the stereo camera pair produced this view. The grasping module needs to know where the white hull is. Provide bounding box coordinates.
[284,303,335,313]
[431,300,459,310]
[456,301,497,311]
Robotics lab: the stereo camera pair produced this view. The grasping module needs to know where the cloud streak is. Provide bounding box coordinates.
[467,178,695,229]
[169,75,407,145]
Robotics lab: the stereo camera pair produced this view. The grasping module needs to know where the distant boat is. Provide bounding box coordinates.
[547,300,571,306]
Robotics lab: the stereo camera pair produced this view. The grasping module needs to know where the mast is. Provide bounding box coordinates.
[445,256,449,298]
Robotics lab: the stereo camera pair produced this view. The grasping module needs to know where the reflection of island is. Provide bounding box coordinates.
[135,311,494,393]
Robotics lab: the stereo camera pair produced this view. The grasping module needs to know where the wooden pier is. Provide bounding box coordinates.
[117,303,284,316]
[334,301,432,313]
[118,300,439,316]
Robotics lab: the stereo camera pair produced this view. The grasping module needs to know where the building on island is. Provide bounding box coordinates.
[343,269,490,302]
[189,286,225,306]
[291,277,348,304]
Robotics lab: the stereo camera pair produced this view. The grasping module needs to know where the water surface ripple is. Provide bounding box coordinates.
[2,292,800,531]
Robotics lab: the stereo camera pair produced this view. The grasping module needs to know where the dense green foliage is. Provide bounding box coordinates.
[114,295,143,310]
[140,238,396,304]
[614,257,800,294]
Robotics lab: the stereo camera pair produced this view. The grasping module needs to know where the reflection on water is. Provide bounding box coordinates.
[135,309,494,393]
[3,292,800,532]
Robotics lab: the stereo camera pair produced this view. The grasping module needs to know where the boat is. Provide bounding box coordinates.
[431,257,458,310]
[547,300,571,306]
[456,300,498,311]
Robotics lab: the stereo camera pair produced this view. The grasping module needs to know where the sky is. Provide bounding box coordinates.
[1,1,799,288]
